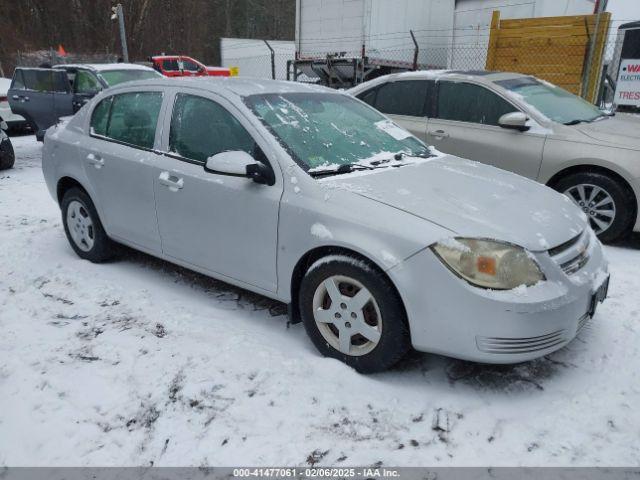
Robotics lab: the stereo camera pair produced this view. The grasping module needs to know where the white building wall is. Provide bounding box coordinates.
[220,38,296,80]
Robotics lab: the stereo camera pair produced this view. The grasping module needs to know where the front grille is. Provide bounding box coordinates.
[577,312,590,332]
[476,330,566,354]
[549,230,591,275]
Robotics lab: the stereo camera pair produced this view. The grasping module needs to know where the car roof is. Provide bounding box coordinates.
[104,76,335,97]
[348,69,531,94]
[53,63,156,73]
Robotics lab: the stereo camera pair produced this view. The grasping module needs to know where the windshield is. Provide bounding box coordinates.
[243,92,430,173]
[494,77,605,125]
[98,69,161,87]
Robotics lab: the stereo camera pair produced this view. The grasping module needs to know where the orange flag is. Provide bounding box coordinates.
[57,44,67,56]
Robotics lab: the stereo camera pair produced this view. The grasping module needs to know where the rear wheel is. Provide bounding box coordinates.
[554,172,635,243]
[299,255,410,373]
[61,188,116,262]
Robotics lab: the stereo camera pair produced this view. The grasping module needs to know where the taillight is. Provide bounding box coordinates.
[0,96,7,102]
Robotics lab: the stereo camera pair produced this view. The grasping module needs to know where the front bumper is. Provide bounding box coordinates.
[389,229,608,363]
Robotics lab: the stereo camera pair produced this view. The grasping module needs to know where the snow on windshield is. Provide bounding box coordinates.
[244,92,430,171]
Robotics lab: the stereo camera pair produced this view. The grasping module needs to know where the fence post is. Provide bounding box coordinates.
[583,12,611,103]
[410,30,419,71]
[485,10,500,70]
[264,40,275,80]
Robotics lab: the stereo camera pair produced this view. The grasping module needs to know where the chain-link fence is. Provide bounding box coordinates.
[15,50,119,69]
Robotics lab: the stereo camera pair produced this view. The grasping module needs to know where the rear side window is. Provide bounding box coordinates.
[169,93,256,162]
[357,88,377,107]
[373,80,430,117]
[162,59,179,71]
[90,92,163,149]
[90,96,112,136]
[11,70,25,90]
[19,69,68,93]
[436,82,516,126]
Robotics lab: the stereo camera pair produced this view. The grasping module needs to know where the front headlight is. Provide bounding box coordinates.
[432,238,545,290]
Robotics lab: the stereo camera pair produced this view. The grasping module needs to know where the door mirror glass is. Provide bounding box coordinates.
[498,111,530,131]
[0,120,8,131]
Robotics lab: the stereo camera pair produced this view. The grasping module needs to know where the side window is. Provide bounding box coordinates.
[11,70,25,90]
[169,93,256,163]
[357,88,377,107]
[182,59,200,72]
[90,96,112,136]
[162,59,179,71]
[21,70,68,93]
[374,80,430,117]
[104,92,163,149]
[75,71,102,94]
[436,82,517,126]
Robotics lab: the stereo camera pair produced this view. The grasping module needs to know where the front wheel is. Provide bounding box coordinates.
[299,255,410,373]
[61,188,116,262]
[554,172,636,243]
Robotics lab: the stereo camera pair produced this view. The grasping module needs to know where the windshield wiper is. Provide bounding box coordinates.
[564,119,589,125]
[308,163,376,178]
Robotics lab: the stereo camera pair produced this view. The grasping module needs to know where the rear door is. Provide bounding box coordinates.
[81,90,165,252]
[8,68,73,134]
[355,80,432,140]
[426,81,546,179]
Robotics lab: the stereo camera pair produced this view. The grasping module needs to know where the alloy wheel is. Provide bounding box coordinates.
[563,183,616,235]
[312,275,382,356]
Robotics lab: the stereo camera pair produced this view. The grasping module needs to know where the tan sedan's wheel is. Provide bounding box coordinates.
[554,172,635,243]
[300,255,410,373]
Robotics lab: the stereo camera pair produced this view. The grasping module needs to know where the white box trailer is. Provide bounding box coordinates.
[291,0,455,86]
[220,38,296,80]
[291,0,595,86]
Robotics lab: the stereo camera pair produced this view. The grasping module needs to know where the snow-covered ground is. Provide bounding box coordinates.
[1,135,639,467]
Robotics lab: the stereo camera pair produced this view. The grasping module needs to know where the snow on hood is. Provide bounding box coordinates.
[320,156,587,252]
[574,114,640,150]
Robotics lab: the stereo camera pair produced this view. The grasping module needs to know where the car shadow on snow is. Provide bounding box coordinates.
[609,232,640,250]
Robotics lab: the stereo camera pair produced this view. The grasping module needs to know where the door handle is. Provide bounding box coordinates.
[159,171,184,191]
[427,129,449,139]
[86,153,104,169]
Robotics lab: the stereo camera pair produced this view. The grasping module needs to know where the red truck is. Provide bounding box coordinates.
[150,55,232,77]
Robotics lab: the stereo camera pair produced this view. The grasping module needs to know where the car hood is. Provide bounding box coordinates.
[574,114,640,149]
[320,155,587,252]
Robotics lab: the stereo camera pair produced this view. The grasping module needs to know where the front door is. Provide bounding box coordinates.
[426,81,546,180]
[153,91,282,292]
[81,90,165,252]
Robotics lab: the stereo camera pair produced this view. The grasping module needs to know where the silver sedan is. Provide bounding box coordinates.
[42,77,609,372]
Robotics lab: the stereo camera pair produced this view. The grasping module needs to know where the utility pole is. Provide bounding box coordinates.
[111,4,129,62]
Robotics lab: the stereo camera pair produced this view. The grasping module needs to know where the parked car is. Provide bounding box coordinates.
[42,77,608,372]
[0,77,27,131]
[8,63,162,140]
[348,71,640,243]
[150,55,231,77]
[0,120,15,170]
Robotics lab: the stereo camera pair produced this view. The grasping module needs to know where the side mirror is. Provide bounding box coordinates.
[204,151,275,186]
[0,120,8,131]
[498,112,530,132]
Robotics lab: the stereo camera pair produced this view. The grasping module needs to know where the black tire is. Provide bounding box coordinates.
[553,172,636,243]
[299,255,410,373]
[61,187,116,262]
[0,136,15,170]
